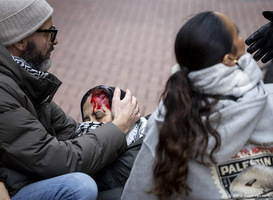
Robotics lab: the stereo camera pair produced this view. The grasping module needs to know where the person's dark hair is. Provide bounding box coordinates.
[80,85,126,121]
[175,11,235,71]
[149,11,236,199]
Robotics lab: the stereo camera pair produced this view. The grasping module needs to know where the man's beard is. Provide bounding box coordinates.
[20,41,53,72]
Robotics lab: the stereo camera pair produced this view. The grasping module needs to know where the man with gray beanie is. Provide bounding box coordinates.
[0,0,141,199]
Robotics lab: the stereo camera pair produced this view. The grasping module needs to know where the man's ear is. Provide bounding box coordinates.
[222,53,237,66]
[6,39,27,56]
[13,39,27,51]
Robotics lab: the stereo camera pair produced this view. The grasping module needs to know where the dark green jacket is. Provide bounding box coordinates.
[0,44,127,196]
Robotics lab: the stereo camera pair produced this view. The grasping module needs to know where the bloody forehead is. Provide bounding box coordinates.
[90,89,111,112]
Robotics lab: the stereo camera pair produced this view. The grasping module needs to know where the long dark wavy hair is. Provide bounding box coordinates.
[149,11,236,199]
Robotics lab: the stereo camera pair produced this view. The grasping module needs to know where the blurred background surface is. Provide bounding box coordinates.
[47,0,273,121]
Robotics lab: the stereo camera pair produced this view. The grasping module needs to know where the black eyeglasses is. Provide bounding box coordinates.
[36,25,58,43]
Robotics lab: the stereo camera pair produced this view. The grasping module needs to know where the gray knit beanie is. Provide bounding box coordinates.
[0,0,53,46]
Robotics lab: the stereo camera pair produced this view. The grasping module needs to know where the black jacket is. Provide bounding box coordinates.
[0,167,35,197]
[94,138,143,200]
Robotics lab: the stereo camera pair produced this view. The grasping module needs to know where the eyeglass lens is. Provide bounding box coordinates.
[50,26,57,43]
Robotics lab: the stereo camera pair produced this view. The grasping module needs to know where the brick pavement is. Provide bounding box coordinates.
[47,0,273,122]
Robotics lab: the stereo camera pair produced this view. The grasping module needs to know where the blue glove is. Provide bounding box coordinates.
[245,11,273,63]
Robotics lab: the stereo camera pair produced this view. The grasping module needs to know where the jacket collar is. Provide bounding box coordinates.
[0,44,62,106]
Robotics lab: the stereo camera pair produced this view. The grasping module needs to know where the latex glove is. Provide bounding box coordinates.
[245,11,273,63]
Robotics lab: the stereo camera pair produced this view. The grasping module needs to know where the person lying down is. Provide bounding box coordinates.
[76,85,148,200]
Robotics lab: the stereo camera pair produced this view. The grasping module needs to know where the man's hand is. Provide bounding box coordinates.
[0,182,10,200]
[245,11,273,63]
[111,87,141,134]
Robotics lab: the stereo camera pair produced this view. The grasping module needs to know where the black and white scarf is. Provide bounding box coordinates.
[11,55,49,78]
[75,121,104,137]
[76,117,147,145]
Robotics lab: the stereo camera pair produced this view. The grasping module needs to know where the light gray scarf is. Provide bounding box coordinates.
[188,53,263,97]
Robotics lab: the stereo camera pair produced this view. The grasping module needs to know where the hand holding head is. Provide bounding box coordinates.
[111,87,141,134]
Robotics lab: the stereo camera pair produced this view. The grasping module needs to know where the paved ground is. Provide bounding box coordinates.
[47,0,273,122]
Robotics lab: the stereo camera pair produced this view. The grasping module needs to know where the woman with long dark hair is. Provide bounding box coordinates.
[122,11,273,199]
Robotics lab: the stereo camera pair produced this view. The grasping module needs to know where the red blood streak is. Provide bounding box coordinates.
[245,179,256,187]
[90,89,111,113]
